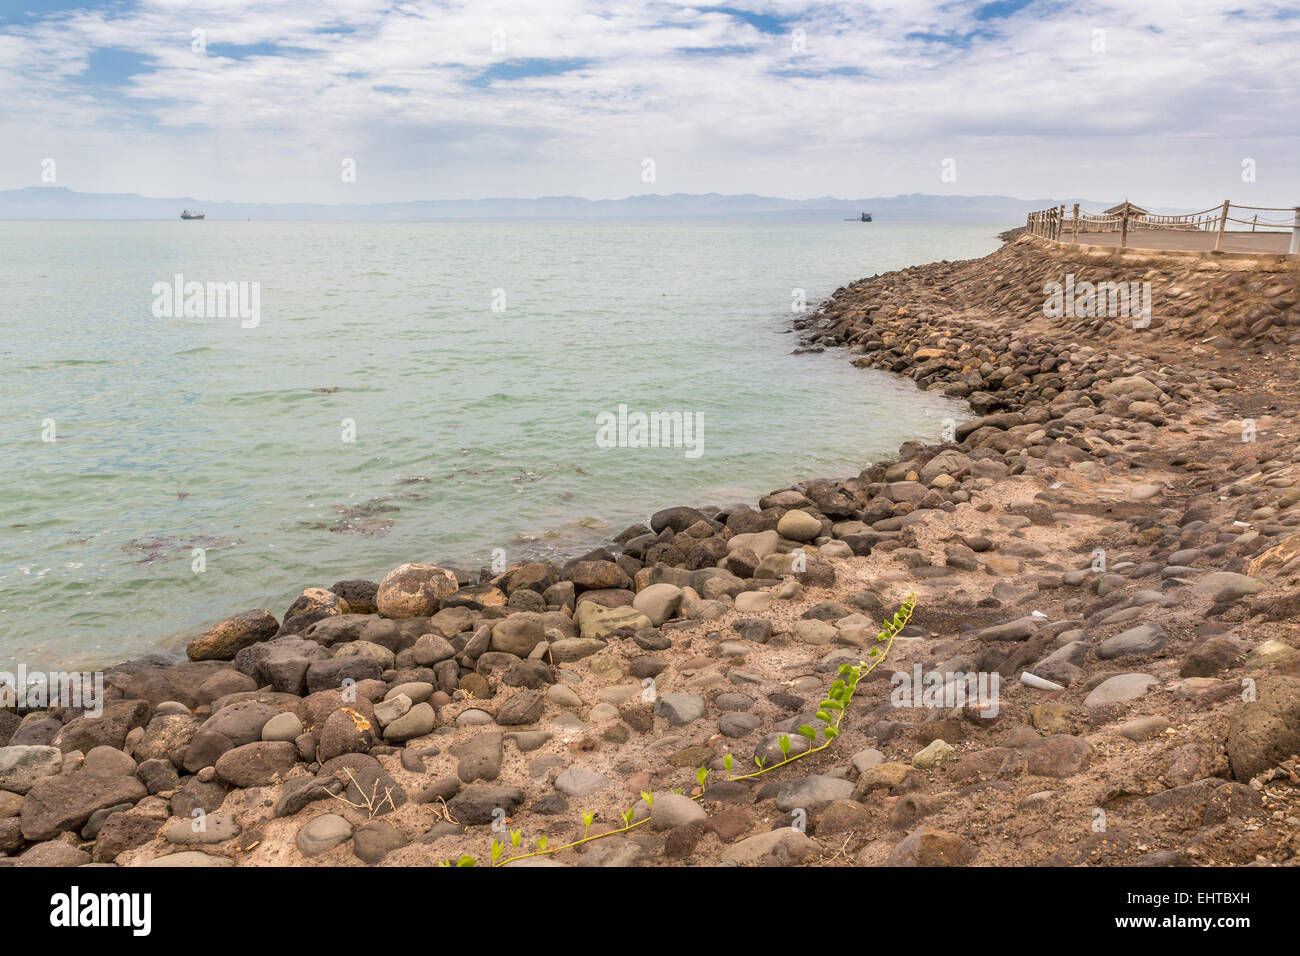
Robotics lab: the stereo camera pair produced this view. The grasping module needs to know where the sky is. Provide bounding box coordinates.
[1,0,1298,206]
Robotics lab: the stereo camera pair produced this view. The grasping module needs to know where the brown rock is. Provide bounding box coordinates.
[213,740,299,787]
[1226,675,1300,781]
[21,771,147,841]
[375,563,459,618]
[187,610,279,661]
[887,827,974,866]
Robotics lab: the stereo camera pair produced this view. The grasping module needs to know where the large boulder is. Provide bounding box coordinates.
[920,450,972,484]
[1100,375,1162,403]
[182,699,282,772]
[1227,676,1300,781]
[574,603,652,640]
[52,700,151,754]
[233,636,329,695]
[213,741,299,787]
[632,583,684,626]
[776,510,822,542]
[566,560,632,591]
[375,563,459,618]
[490,613,547,657]
[0,745,62,795]
[20,770,147,841]
[650,507,713,534]
[186,610,279,661]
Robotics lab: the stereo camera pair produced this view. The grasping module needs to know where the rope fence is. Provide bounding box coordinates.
[1026,199,1300,254]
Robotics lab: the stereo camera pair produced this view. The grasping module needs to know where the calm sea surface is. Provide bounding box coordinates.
[0,220,1002,670]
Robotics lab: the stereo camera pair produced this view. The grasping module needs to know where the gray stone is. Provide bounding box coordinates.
[383,702,436,742]
[496,691,544,726]
[163,812,241,845]
[1097,623,1166,660]
[353,820,407,863]
[296,813,353,856]
[20,770,147,841]
[1083,673,1159,708]
[1119,716,1171,741]
[554,767,612,798]
[722,827,819,865]
[213,740,299,786]
[446,785,525,825]
[1193,571,1266,603]
[719,712,763,737]
[0,745,62,794]
[451,733,503,783]
[654,693,705,726]
[139,851,236,867]
[260,711,303,742]
[649,792,707,830]
[775,774,854,813]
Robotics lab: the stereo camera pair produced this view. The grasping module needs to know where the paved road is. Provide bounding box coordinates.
[1065,230,1293,255]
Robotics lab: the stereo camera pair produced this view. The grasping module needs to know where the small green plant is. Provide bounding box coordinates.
[722,593,915,783]
[440,594,916,869]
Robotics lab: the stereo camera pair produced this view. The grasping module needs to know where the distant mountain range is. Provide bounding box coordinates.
[0,186,1190,223]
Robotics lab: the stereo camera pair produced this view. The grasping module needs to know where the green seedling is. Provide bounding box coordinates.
[476,594,916,868]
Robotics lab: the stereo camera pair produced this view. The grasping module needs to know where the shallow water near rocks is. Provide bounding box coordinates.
[0,219,1001,670]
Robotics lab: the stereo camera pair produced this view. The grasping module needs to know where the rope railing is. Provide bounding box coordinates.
[1024,199,1300,254]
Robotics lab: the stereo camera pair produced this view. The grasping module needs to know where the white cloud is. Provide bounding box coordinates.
[1,0,1297,206]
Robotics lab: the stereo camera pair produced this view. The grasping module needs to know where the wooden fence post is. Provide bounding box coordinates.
[1057,205,1065,240]
[1213,199,1230,252]
[1119,201,1130,249]
[1072,203,1079,244]
[1290,207,1300,255]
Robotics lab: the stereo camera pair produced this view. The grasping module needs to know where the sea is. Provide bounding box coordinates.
[0,219,1003,670]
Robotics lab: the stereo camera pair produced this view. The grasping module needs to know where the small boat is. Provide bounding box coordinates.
[180,209,205,220]
[860,211,872,222]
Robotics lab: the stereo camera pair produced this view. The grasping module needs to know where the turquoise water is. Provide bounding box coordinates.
[0,220,1002,670]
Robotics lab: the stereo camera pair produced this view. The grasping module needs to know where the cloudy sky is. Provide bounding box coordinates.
[2,0,1297,206]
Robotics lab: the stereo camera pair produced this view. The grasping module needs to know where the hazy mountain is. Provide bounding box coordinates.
[0,186,1187,223]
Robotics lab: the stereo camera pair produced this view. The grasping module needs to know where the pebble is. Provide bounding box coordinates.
[296,814,353,856]
[649,792,708,830]
[654,693,706,726]
[1084,673,1159,707]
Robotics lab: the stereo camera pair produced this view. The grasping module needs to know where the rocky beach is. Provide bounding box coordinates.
[4,232,1300,868]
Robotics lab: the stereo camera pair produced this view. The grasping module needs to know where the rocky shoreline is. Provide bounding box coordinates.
[4,233,1300,867]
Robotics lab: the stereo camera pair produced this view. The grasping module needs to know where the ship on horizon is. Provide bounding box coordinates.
[180,209,204,220]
